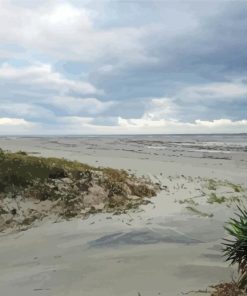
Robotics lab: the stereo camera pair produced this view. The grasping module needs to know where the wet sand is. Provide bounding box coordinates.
[0,134,246,296]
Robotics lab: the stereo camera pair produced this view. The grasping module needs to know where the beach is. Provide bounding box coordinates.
[0,134,246,296]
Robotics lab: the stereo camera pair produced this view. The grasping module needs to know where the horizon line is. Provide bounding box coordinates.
[0,132,247,137]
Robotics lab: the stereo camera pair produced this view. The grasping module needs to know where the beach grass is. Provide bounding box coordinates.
[0,148,157,230]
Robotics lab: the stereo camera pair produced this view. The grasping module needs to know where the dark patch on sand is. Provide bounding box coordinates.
[89,228,202,248]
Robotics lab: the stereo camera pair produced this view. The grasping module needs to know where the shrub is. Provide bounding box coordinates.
[223,207,247,290]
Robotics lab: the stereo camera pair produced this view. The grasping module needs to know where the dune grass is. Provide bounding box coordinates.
[0,148,157,230]
[206,178,245,194]
[0,148,142,193]
[186,206,214,218]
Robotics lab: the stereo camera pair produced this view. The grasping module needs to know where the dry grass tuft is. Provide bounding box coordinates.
[211,282,247,296]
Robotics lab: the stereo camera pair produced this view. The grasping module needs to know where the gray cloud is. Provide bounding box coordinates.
[0,1,246,134]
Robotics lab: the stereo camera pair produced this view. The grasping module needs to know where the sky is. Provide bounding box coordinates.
[0,0,247,135]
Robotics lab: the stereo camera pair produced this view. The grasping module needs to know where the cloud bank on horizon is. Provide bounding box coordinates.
[0,0,247,134]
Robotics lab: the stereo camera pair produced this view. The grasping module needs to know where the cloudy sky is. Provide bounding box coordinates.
[0,0,247,135]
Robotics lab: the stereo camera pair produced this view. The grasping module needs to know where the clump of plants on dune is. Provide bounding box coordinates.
[210,206,247,296]
[190,206,247,296]
[223,207,247,292]
[0,148,158,231]
[211,282,246,296]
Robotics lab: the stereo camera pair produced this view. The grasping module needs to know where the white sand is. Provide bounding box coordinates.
[0,135,246,296]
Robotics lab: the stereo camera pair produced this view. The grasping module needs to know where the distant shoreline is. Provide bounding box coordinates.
[0,133,247,138]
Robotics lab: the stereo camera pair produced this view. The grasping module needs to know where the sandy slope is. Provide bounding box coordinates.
[0,135,246,296]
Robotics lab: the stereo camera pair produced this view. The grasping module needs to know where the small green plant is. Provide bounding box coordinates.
[207,179,218,190]
[16,150,28,156]
[186,206,213,218]
[205,178,245,194]
[223,206,247,290]
[177,198,199,206]
[207,193,226,204]
[229,183,245,193]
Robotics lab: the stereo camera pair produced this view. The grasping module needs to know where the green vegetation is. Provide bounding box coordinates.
[205,178,245,194]
[0,148,154,194]
[228,183,245,193]
[207,179,218,191]
[186,206,213,218]
[0,149,91,191]
[192,207,247,296]
[223,207,247,291]
[177,198,199,206]
[210,207,247,295]
[202,178,245,207]
[0,149,157,231]
[207,193,227,204]
[207,193,242,206]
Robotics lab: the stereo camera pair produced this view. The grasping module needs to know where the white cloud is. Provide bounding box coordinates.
[182,78,247,101]
[0,1,246,135]
[0,117,30,126]
[50,96,115,115]
[59,116,94,125]
[143,97,178,120]
[0,63,97,95]
[0,63,111,121]
[20,116,247,135]
[116,117,247,134]
[0,117,34,134]
[195,118,247,128]
[1,112,246,134]
[32,116,96,135]
[40,3,92,28]
[0,1,148,62]
[0,103,54,119]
